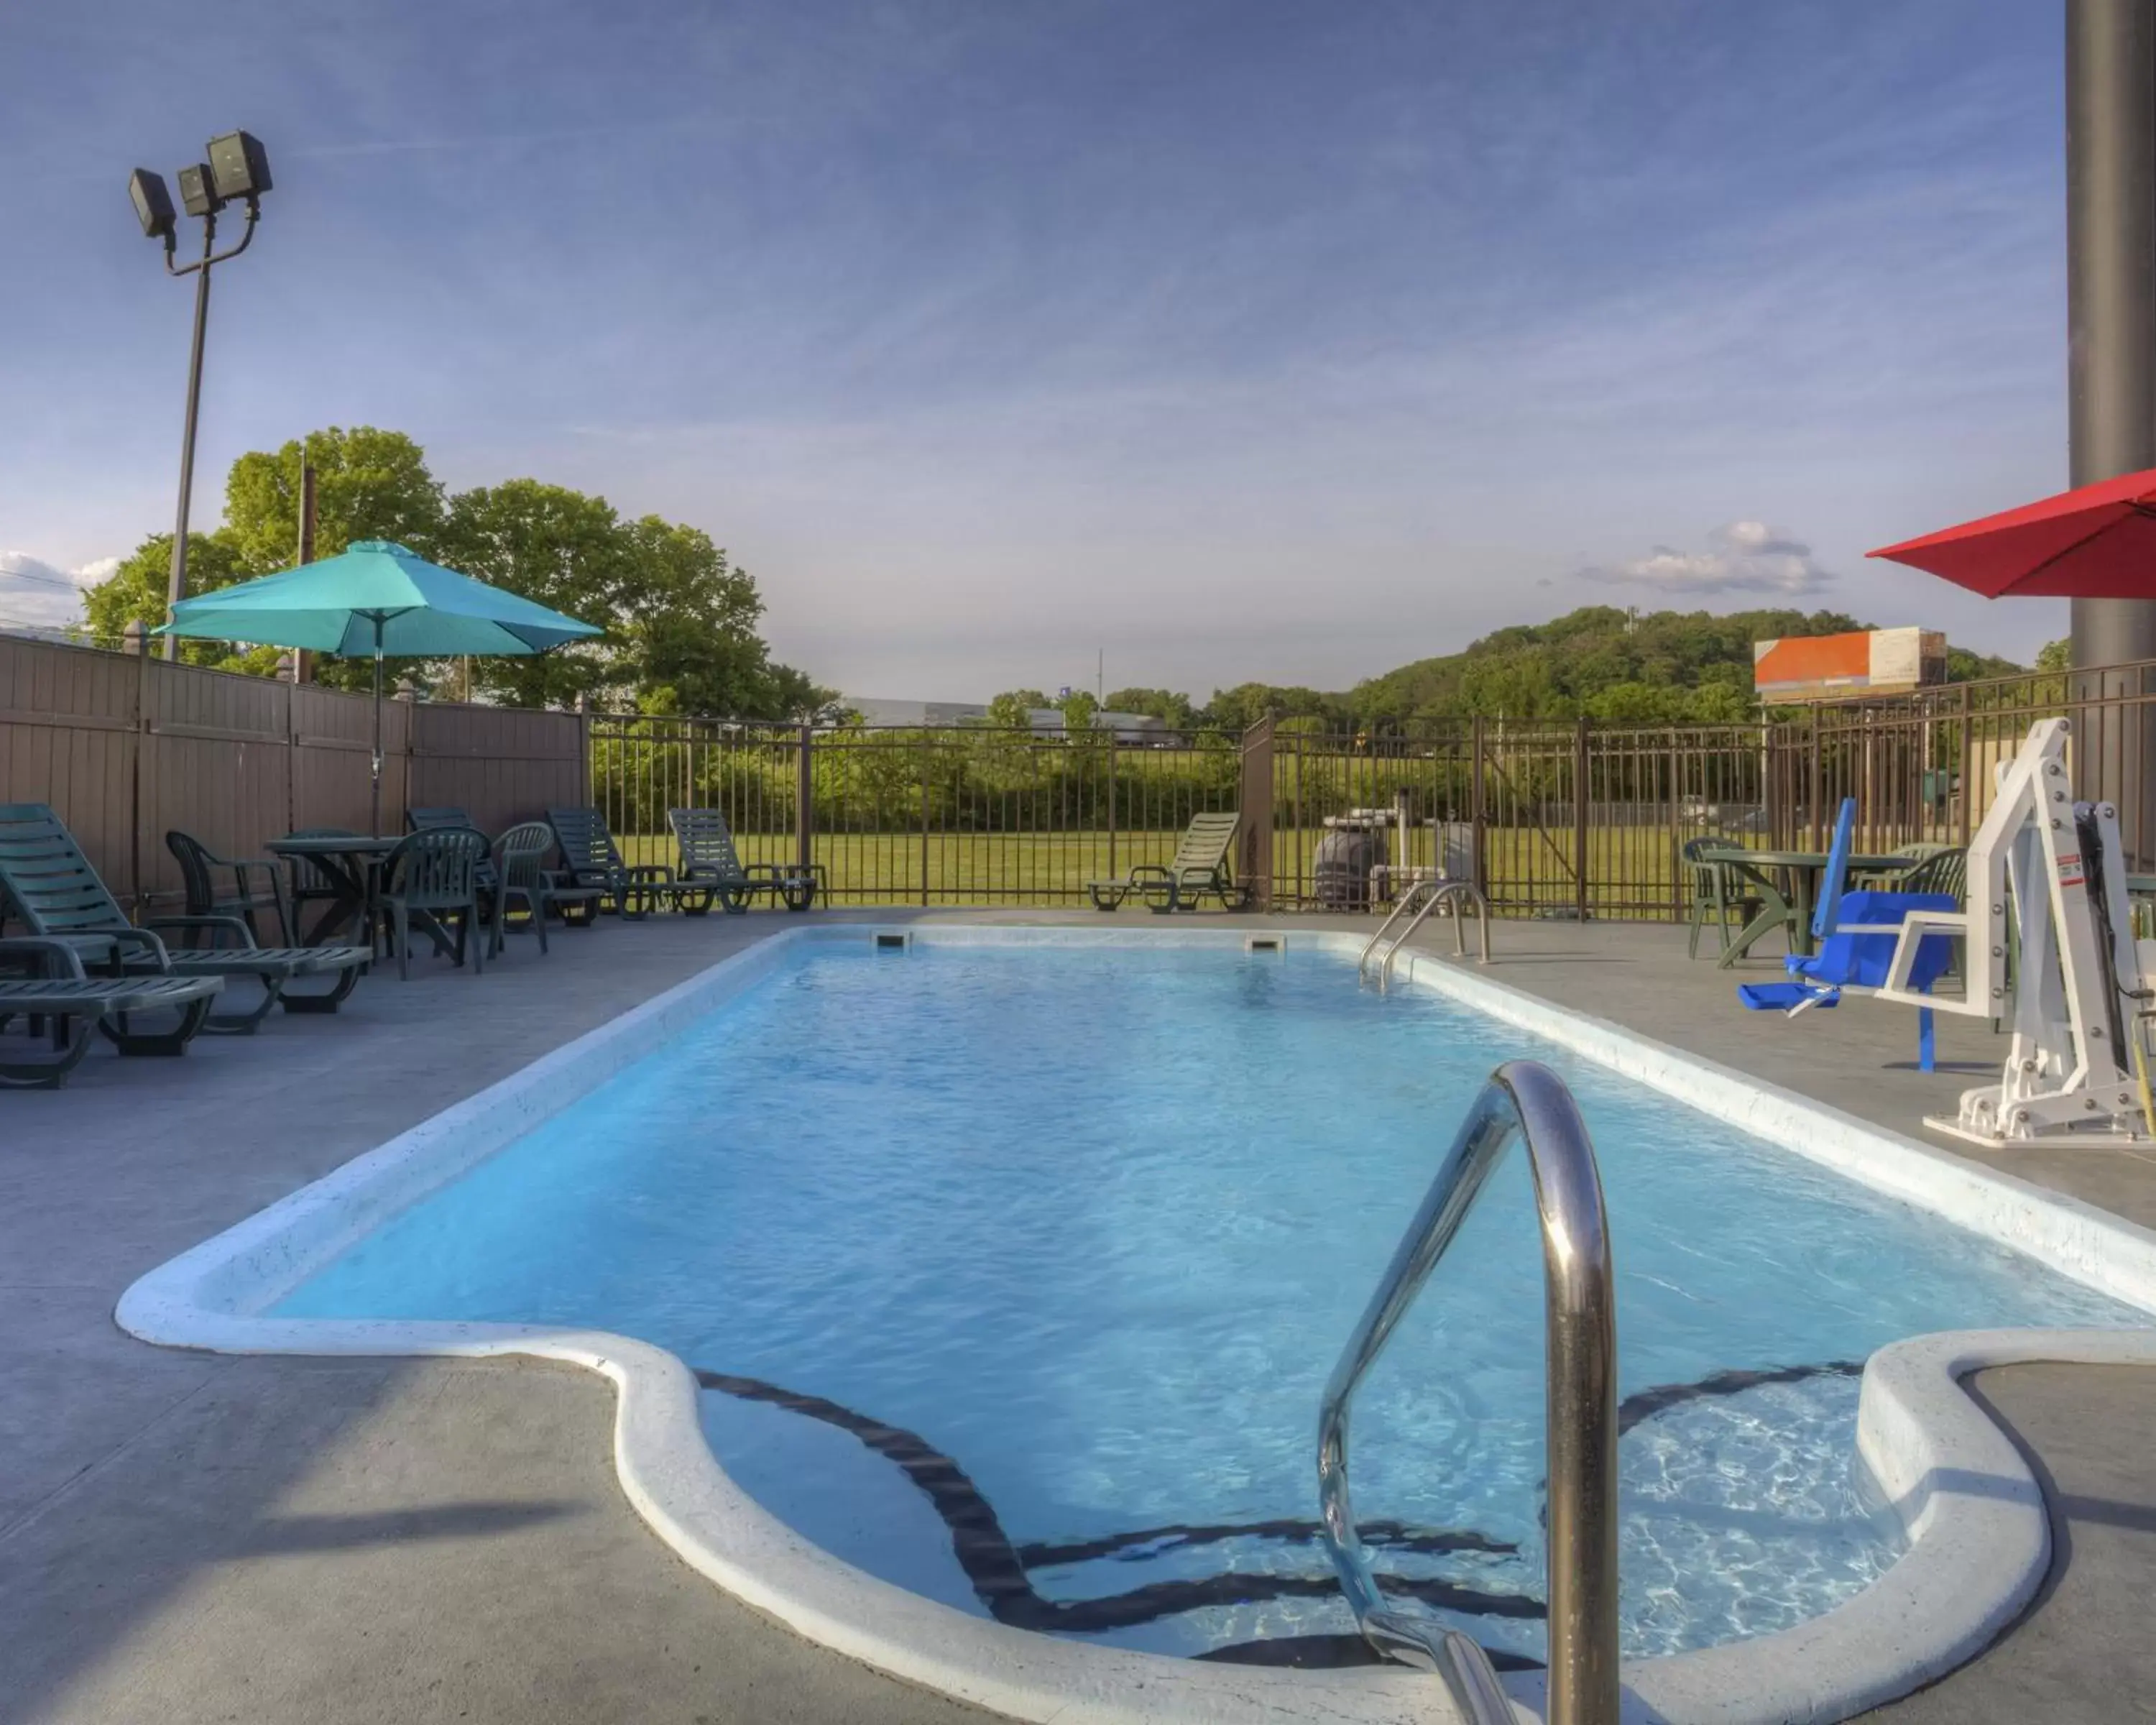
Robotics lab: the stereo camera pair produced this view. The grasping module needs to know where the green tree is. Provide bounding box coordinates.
[1056,689,1100,734]
[2037,638,2071,673]
[986,689,1049,729]
[1104,686,1197,728]
[221,426,446,572]
[79,532,277,672]
[438,480,635,707]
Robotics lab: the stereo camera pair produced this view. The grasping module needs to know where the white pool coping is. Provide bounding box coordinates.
[116,922,2156,1725]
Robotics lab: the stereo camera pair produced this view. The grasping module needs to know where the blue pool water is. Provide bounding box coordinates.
[275,940,2143,1662]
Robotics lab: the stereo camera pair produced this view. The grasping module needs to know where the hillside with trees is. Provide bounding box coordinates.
[1049,606,2030,735]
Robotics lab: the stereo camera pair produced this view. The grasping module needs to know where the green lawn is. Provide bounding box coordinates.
[609,823,1708,916]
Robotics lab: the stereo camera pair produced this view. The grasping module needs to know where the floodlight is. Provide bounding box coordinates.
[176,164,224,218]
[206,131,272,201]
[128,168,175,241]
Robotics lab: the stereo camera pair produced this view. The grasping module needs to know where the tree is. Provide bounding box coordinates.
[438,480,635,708]
[1056,689,1100,733]
[2037,638,2071,673]
[79,532,276,672]
[221,426,446,572]
[986,689,1049,729]
[1105,686,1197,728]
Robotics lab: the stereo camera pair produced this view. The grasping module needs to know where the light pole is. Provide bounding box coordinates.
[128,131,272,661]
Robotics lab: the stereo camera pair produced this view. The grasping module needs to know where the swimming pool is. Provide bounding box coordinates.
[261,934,2140,1671]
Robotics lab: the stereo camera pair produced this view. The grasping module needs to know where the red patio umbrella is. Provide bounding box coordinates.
[1868,464,2156,597]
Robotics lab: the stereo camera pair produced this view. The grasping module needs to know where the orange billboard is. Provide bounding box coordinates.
[1753,627,1946,704]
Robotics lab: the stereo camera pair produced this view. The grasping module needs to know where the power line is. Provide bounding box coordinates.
[0,567,87,592]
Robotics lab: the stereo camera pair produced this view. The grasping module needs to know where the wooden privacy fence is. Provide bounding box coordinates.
[0,635,586,913]
[11,634,2156,921]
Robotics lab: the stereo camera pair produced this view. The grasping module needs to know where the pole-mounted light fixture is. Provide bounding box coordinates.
[128,130,272,659]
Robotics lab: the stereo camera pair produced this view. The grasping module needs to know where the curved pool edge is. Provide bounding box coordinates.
[113,922,2156,1725]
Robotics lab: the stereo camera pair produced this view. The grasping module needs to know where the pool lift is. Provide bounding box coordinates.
[1874,717,2156,1146]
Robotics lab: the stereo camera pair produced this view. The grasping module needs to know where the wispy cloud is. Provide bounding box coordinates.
[1581,522,1835,597]
[0,551,114,628]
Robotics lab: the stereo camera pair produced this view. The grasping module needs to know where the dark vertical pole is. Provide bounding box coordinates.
[796,721,814,878]
[1574,718,1590,922]
[293,458,318,683]
[1105,732,1118,882]
[163,224,216,661]
[1807,709,1823,852]
[1470,715,1488,899]
[2068,0,2156,855]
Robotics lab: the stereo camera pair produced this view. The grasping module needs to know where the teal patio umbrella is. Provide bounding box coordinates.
[156,538,602,832]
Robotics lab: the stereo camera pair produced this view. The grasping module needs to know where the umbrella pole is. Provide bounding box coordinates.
[371,633,384,837]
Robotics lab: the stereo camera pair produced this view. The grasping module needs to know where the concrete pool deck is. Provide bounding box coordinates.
[1,909,2151,1722]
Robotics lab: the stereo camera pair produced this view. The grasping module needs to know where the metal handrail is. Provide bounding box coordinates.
[1317,1061,1619,1725]
[1376,881,1491,987]
[1359,878,1439,980]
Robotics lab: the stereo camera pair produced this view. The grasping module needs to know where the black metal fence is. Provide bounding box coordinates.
[589,662,2156,917]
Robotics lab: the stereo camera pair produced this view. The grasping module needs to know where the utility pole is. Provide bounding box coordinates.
[2066,0,2156,853]
[292,452,316,681]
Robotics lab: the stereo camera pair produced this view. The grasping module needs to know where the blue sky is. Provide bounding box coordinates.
[0,1,2071,697]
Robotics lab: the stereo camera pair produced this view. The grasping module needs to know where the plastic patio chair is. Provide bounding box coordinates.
[668,808,817,914]
[545,806,675,919]
[1087,811,1247,912]
[487,821,606,955]
[1680,834,1762,960]
[166,829,292,947]
[376,826,489,980]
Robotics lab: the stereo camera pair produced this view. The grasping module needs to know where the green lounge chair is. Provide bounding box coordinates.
[487,822,607,955]
[668,809,818,914]
[1087,811,1248,913]
[0,938,224,1087]
[546,806,677,919]
[0,804,369,1033]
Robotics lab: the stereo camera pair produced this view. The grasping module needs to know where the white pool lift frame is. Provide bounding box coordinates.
[1875,716,2156,1146]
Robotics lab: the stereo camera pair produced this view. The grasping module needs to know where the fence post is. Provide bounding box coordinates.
[127,622,150,916]
[576,693,592,809]
[919,730,931,908]
[1470,716,1488,900]
[1240,715,1274,909]
[1807,707,1823,852]
[796,722,814,878]
[1958,682,1973,848]
[1105,731,1117,881]
[1574,717,1590,922]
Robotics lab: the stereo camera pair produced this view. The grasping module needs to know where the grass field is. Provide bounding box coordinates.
[612,822,1709,916]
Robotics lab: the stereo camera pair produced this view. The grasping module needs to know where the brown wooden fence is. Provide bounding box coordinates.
[0,635,585,913]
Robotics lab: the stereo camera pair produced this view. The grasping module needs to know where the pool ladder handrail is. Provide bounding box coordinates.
[1358,879,1492,988]
[1317,1060,1619,1725]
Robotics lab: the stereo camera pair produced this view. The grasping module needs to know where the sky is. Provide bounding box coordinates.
[0,1,2077,700]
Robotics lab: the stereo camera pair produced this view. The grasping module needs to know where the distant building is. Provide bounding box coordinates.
[841,695,1174,742]
[842,696,992,727]
[1752,627,1947,704]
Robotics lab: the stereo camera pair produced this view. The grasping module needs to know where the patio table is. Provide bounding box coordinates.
[1697,847,1908,969]
[264,835,397,947]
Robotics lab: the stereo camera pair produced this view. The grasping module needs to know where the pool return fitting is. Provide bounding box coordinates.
[1317,1060,1619,1725]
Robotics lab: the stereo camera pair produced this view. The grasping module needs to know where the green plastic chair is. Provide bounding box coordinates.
[1680,835,1762,960]
[1088,811,1247,912]
[545,806,673,919]
[487,822,606,955]
[376,827,489,980]
[668,809,817,914]
[0,803,369,1035]
[166,829,292,947]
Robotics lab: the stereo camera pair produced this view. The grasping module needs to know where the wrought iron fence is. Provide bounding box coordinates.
[588,664,2156,916]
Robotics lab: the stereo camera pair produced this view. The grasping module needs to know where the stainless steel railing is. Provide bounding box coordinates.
[1317,1061,1619,1725]
[1379,881,1491,984]
[1359,879,1493,985]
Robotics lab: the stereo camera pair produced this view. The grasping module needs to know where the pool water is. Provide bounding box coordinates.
[274,941,2143,1663]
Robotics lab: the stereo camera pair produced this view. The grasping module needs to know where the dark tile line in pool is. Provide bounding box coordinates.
[697,1358,1874,1647]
